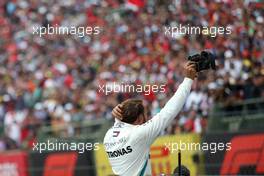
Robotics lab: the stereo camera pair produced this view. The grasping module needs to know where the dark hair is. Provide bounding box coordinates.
[173,165,190,176]
[121,99,144,124]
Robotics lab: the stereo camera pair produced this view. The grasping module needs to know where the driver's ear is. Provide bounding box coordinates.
[140,113,145,123]
[133,116,140,125]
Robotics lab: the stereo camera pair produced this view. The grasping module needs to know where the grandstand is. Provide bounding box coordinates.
[0,0,263,175]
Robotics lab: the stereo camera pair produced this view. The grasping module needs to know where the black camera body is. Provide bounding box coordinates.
[188,51,216,72]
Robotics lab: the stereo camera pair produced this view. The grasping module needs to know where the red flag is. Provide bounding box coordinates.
[126,0,145,11]
[128,0,145,7]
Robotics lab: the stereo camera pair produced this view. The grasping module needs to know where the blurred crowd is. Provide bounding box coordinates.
[0,0,263,150]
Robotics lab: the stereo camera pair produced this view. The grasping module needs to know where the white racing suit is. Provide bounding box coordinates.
[103,78,193,176]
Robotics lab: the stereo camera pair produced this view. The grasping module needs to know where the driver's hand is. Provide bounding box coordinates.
[184,61,198,80]
[112,104,123,120]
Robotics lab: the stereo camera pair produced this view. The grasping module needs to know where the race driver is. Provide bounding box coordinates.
[103,61,197,176]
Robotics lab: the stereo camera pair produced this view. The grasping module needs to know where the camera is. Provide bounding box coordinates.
[188,51,216,72]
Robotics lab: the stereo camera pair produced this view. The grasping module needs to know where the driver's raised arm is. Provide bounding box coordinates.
[136,62,197,145]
